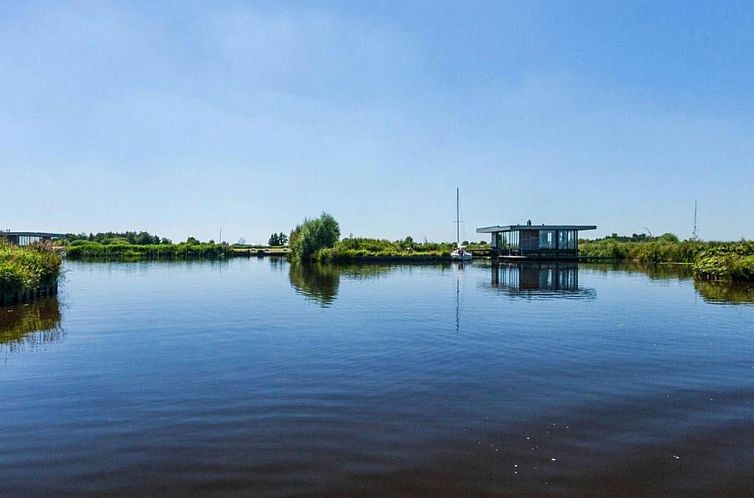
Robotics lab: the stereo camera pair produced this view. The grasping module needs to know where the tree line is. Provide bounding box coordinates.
[66,231,172,245]
[268,232,288,246]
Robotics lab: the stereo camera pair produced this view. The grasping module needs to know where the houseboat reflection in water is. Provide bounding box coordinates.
[490,262,595,299]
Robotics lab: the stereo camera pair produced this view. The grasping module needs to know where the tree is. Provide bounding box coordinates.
[135,231,153,245]
[399,236,415,250]
[658,232,680,243]
[289,212,340,260]
[269,232,288,246]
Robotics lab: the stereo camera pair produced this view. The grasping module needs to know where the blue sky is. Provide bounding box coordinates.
[2,1,752,242]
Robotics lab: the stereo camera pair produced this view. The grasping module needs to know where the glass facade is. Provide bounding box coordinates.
[557,230,576,250]
[498,231,519,250]
[492,228,580,254]
[538,230,556,249]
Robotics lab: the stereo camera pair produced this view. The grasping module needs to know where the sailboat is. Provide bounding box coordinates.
[450,188,473,261]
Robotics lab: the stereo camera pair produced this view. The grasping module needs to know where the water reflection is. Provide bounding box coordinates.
[289,262,341,307]
[267,255,287,273]
[490,262,596,299]
[694,280,754,305]
[288,263,401,306]
[584,261,694,280]
[3,259,754,497]
[0,297,63,352]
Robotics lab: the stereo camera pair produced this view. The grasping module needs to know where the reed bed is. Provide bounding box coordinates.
[314,238,454,262]
[0,242,62,304]
[579,239,754,282]
[64,241,234,260]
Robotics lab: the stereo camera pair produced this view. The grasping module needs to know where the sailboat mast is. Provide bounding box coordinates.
[456,187,460,247]
[693,199,698,240]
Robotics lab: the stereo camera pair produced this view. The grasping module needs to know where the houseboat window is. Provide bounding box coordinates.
[502,231,519,250]
[557,230,576,250]
[538,230,556,249]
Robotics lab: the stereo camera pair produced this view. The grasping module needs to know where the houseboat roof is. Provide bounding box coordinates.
[0,231,66,237]
[476,224,597,234]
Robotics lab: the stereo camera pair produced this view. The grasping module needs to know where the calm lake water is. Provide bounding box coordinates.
[1,259,753,497]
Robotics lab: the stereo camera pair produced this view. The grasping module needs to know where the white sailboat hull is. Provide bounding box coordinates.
[451,248,472,261]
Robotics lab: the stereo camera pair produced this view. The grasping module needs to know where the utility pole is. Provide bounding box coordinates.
[219,228,222,244]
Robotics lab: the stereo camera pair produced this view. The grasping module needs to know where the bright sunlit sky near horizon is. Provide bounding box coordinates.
[2,1,753,243]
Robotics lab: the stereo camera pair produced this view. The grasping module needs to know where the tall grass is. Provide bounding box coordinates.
[0,242,62,298]
[579,239,754,282]
[579,239,713,263]
[314,238,454,262]
[692,242,754,282]
[65,241,234,260]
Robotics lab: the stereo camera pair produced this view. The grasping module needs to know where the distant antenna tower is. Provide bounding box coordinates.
[692,200,698,240]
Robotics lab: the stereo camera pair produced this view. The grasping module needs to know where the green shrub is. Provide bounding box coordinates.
[63,241,234,260]
[693,242,754,281]
[289,213,341,260]
[579,239,710,264]
[310,238,452,262]
[0,243,62,295]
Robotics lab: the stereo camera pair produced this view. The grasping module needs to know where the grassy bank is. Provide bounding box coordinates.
[579,238,754,282]
[693,243,754,282]
[314,238,454,262]
[231,246,290,256]
[579,239,710,263]
[0,243,62,303]
[64,240,235,260]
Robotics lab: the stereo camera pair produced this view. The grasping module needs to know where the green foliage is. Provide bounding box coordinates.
[314,237,454,262]
[289,213,341,260]
[268,232,288,246]
[693,242,754,282]
[0,243,62,296]
[65,231,169,245]
[600,232,654,242]
[580,238,754,282]
[657,232,680,243]
[579,239,709,263]
[64,240,234,260]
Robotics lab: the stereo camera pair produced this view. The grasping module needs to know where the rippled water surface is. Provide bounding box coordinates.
[1,259,753,497]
